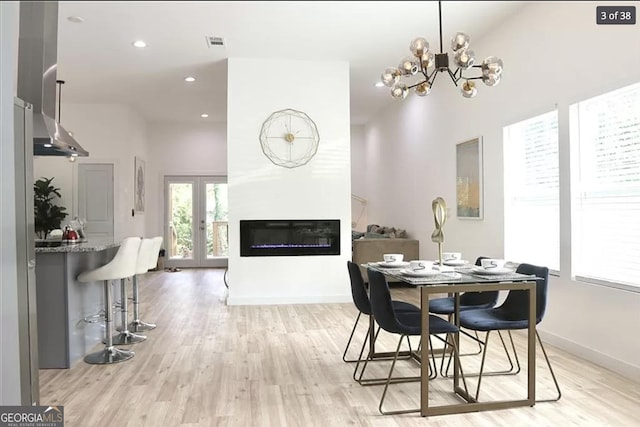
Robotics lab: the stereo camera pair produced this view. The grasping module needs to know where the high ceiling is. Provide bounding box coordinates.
[57,1,525,125]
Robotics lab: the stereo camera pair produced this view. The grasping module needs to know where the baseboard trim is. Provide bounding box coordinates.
[539,329,640,383]
[227,295,352,306]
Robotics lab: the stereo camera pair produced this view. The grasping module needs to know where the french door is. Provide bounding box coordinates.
[164,176,228,268]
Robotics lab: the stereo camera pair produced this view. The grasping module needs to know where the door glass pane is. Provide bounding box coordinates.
[168,183,193,259]
[205,183,228,258]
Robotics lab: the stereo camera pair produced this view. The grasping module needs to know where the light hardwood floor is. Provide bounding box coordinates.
[40,269,640,426]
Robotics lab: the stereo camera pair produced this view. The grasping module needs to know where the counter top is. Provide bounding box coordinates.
[35,237,121,254]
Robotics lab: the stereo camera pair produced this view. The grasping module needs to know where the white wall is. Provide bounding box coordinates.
[364,2,640,380]
[0,0,22,405]
[350,125,369,230]
[227,57,351,305]
[33,103,148,240]
[146,121,227,237]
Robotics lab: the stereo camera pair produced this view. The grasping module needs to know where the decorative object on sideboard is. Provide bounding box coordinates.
[34,177,68,239]
[380,0,503,99]
[431,197,447,266]
[259,108,320,168]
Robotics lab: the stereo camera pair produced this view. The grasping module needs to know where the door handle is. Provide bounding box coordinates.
[28,259,36,269]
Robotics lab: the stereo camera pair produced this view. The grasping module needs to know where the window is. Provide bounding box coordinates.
[571,82,640,290]
[504,111,559,271]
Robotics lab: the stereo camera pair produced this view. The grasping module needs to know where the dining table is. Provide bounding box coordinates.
[364,261,541,417]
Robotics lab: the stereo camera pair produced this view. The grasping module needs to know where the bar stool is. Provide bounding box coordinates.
[77,237,141,364]
[129,236,163,332]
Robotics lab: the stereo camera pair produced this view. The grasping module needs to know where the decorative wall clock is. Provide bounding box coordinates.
[259,108,320,168]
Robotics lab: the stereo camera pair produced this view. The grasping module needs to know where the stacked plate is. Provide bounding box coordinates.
[376,261,410,268]
[470,266,513,275]
[401,268,439,277]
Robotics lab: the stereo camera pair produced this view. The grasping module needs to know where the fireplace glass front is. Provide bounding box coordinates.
[240,219,340,257]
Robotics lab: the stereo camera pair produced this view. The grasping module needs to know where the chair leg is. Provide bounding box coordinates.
[379,335,420,415]
[129,274,157,332]
[470,330,561,403]
[84,280,134,365]
[108,279,146,345]
[342,312,364,363]
[438,333,469,398]
[536,331,562,402]
[503,330,521,375]
[354,322,417,386]
[442,329,520,378]
[354,324,379,383]
[474,331,491,401]
[428,336,438,380]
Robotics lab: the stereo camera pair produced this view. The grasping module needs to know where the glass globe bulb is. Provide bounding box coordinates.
[451,32,470,52]
[420,52,435,70]
[481,56,503,76]
[381,67,400,87]
[415,82,431,97]
[399,57,419,76]
[482,74,501,87]
[409,37,429,57]
[461,80,477,98]
[391,83,409,100]
[454,48,475,70]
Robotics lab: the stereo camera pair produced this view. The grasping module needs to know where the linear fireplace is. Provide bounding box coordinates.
[240,219,340,257]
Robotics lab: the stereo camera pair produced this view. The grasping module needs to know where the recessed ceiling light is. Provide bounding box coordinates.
[375,82,384,88]
[200,113,209,118]
[132,40,147,48]
[184,76,196,83]
[67,16,85,23]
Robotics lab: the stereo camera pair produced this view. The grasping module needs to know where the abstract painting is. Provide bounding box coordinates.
[456,137,483,219]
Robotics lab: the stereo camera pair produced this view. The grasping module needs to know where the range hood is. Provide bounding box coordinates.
[17,1,89,157]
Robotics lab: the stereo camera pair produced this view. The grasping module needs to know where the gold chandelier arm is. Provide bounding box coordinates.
[438,0,444,53]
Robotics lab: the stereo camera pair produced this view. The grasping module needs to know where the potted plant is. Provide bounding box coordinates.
[34,177,68,239]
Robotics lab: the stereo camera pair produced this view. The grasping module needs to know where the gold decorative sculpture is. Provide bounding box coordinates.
[431,197,447,267]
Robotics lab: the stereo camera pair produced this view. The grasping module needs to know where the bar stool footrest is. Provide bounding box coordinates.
[129,320,156,332]
[106,332,146,345]
[83,311,106,324]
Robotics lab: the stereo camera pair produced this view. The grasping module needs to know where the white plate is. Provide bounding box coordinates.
[435,259,469,266]
[377,261,410,268]
[471,266,513,275]
[401,268,439,277]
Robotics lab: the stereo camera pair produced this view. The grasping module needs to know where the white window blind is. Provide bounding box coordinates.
[571,82,640,290]
[504,111,559,271]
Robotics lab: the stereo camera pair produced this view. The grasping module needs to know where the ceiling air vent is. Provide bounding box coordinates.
[205,36,225,48]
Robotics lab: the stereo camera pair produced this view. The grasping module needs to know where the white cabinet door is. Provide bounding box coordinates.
[78,163,114,239]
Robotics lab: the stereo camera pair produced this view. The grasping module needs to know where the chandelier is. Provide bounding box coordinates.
[380,1,503,99]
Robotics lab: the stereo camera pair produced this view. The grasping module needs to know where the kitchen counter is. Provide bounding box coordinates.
[35,239,120,368]
[35,237,120,253]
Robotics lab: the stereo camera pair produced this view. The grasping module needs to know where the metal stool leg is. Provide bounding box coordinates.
[109,279,146,345]
[85,280,135,364]
[129,275,157,332]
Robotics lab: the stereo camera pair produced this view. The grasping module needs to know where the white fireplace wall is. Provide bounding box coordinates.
[226,58,351,305]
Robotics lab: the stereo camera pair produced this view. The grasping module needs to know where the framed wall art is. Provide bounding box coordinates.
[134,156,146,213]
[456,137,483,219]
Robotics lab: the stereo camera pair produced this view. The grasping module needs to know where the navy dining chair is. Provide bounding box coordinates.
[363,268,468,415]
[430,256,518,376]
[344,261,420,384]
[458,262,561,402]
